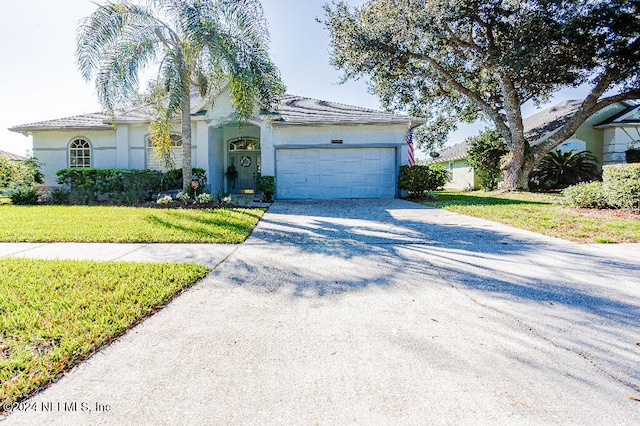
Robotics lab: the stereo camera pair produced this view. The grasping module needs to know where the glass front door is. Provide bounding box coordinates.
[228,138,261,194]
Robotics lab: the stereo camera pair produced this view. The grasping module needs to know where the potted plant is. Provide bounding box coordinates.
[256,175,276,202]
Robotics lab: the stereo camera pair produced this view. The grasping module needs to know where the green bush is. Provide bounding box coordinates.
[161,168,208,196]
[529,149,600,190]
[466,130,508,191]
[256,175,276,201]
[398,164,450,196]
[10,186,40,205]
[603,163,640,211]
[56,168,164,204]
[562,164,640,211]
[626,149,640,163]
[49,187,71,205]
[562,182,610,209]
[1,157,44,192]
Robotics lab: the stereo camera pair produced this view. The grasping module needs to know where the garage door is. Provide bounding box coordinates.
[276,147,397,199]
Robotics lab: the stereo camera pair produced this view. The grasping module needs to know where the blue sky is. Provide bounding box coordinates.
[0,0,587,159]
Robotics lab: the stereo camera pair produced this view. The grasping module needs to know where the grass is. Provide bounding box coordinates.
[421,191,640,243]
[0,258,209,407]
[0,205,264,243]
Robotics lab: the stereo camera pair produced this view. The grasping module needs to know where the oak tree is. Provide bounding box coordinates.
[323,0,640,189]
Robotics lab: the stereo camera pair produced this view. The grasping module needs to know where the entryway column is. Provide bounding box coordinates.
[260,123,275,175]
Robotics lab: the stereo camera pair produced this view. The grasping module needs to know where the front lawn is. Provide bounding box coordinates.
[421,191,640,243]
[0,258,209,407]
[0,205,264,243]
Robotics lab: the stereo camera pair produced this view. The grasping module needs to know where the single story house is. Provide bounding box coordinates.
[9,88,422,199]
[432,100,640,190]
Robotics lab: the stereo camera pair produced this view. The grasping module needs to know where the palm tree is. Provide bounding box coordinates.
[76,0,284,190]
[529,149,601,189]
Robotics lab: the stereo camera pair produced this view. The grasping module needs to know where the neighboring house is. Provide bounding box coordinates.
[9,88,422,199]
[432,100,640,190]
[0,149,26,162]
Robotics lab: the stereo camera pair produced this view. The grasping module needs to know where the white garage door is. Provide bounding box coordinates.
[276,147,397,199]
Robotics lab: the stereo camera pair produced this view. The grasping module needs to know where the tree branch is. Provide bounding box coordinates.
[405,51,510,138]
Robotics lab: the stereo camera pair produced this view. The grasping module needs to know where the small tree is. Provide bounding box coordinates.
[466,130,508,191]
[398,164,449,196]
[0,157,44,192]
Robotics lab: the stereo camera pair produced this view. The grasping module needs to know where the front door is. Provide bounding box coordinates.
[229,152,260,193]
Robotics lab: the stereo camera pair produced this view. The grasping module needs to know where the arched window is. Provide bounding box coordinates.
[229,138,260,151]
[147,134,183,171]
[69,138,91,168]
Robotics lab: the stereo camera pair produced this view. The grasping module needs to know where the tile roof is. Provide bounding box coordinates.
[9,94,418,133]
[9,113,114,132]
[0,149,25,161]
[430,141,470,163]
[275,95,417,125]
[433,100,587,163]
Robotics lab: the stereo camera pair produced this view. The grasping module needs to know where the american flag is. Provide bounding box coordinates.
[405,126,415,167]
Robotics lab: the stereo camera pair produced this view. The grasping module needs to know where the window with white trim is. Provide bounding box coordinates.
[147,134,183,171]
[69,138,91,168]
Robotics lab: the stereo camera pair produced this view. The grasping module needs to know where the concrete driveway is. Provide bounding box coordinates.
[4,199,640,425]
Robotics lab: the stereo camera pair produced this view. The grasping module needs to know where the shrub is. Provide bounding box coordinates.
[256,175,276,201]
[49,187,71,205]
[56,168,163,204]
[603,163,640,211]
[10,186,40,205]
[176,191,191,202]
[161,168,207,194]
[398,164,450,196]
[0,157,44,192]
[466,130,508,191]
[626,149,640,163]
[529,150,600,190]
[195,193,213,204]
[562,182,610,209]
[156,195,173,205]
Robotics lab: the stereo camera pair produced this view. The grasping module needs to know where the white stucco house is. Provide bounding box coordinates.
[432,100,640,190]
[9,88,422,199]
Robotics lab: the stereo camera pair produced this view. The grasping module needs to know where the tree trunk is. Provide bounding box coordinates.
[500,142,527,190]
[181,86,192,192]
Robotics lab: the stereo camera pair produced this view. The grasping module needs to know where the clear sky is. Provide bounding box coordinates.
[0,0,588,159]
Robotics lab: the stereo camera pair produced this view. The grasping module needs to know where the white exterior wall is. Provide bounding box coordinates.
[31,129,117,186]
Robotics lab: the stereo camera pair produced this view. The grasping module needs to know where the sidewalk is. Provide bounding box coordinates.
[0,242,238,268]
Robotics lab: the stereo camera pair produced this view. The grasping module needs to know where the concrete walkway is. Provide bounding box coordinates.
[2,199,639,425]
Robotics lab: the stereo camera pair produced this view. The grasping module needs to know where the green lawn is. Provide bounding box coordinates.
[421,191,640,243]
[0,258,209,406]
[0,205,264,243]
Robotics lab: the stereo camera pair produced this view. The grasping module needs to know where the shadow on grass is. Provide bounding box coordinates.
[143,209,260,242]
[423,192,555,208]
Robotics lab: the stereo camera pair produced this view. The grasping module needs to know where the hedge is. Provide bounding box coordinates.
[398,164,450,197]
[56,168,163,204]
[603,163,640,211]
[562,163,640,212]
